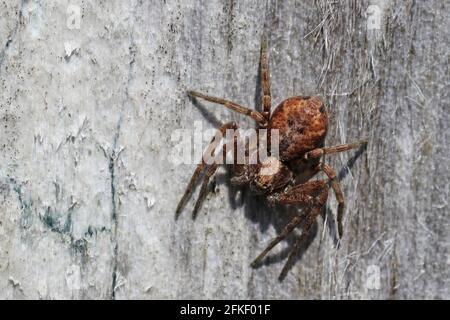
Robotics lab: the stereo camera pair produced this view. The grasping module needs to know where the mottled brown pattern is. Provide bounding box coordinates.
[269,96,328,162]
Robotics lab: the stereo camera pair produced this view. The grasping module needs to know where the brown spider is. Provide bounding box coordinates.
[176,36,366,279]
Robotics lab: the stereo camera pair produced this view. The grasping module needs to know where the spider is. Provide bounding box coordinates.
[176,36,366,279]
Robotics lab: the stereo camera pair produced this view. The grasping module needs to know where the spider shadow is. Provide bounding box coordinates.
[188,95,222,128]
[337,143,367,181]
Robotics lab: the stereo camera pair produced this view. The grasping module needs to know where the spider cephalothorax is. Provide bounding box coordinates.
[176,36,366,279]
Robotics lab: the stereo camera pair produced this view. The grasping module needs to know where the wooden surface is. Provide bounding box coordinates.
[0,0,448,299]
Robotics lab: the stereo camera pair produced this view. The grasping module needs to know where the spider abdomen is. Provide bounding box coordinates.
[268,96,328,162]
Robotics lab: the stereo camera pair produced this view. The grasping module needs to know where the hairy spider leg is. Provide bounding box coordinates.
[278,185,329,280]
[175,122,238,218]
[303,141,366,237]
[192,128,242,219]
[304,140,367,160]
[250,180,327,267]
[320,163,346,238]
[261,34,272,120]
[187,91,266,125]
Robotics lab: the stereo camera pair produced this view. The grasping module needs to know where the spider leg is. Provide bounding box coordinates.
[278,185,329,280]
[175,122,237,218]
[192,162,219,219]
[187,91,266,125]
[320,163,345,238]
[250,215,303,268]
[250,180,327,267]
[192,128,243,219]
[304,140,367,160]
[260,34,271,119]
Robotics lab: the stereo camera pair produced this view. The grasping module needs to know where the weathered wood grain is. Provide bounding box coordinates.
[0,0,448,299]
